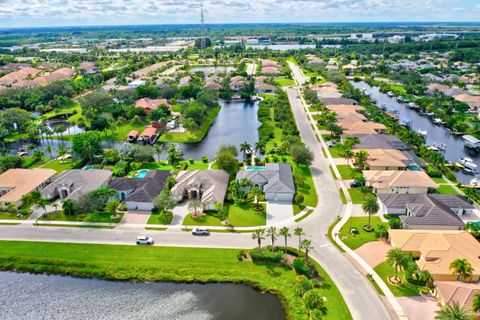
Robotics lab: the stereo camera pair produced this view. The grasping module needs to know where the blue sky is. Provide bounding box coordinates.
[1,0,479,28]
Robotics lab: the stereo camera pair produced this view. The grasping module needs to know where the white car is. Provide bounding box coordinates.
[136,236,154,245]
[192,227,210,236]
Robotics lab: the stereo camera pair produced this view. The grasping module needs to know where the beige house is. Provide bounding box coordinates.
[389,230,480,281]
[435,281,480,314]
[363,170,438,194]
[453,94,480,113]
[0,168,56,207]
[338,121,387,135]
[354,149,409,170]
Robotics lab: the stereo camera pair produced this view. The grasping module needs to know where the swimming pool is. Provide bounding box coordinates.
[245,166,266,171]
[134,169,150,178]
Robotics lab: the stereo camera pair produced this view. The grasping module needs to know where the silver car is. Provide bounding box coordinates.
[136,235,154,245]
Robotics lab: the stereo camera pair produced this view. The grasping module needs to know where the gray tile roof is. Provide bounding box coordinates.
[379,194,471,228]
[109,170,170,203]
[320,98,358,105]
[171,170,229,205]
[236,163,295,195]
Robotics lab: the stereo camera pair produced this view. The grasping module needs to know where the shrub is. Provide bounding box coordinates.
[293,257,310,277]
[389,217,403,229]
[249,249,284,264]
[201,156,209,163]
[189,158,194,164]
[295,194,305,205]
[426,166,442,178]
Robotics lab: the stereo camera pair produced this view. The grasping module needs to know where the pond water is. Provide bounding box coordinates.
[351,81,477,183]
[7,99,260,161]
[248,44,316,51]
[0,271,285,320]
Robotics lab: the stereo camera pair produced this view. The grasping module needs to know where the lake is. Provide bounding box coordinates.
[351,81,477,183]
[0,271,285,320]
[247,44,316,51]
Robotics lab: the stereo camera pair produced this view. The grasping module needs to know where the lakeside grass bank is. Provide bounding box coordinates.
[0,241,351,320]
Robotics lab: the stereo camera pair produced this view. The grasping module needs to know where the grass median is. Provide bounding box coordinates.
[0,241,351,320]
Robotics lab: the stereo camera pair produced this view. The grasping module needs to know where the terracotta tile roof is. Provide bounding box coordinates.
[134,98,169,111]
[140,126,157,138]
[0,67,41,85]
[132,61,170,78]
[353,148,408,168]
[261,67,280,74]
[436,281,480,312]
[0,168,56,203]
[338,121,387,134]
[363,170,438,189]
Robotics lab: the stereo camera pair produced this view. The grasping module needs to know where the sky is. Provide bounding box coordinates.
[1,0,480,28]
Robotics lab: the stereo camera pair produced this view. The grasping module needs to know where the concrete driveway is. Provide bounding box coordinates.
[118,211,149,228]
[266,201,293,225]
[354,240,392,268]
[171,202,190,226]
[397,295,439,320]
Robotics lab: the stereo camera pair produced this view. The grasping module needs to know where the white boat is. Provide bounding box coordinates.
[387,91,395,97]
[433,118,444,125]
[416,129,427,138]
[458,158,478,171]
[470,176,480,186]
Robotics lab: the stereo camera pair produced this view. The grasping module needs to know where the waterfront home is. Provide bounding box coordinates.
[134,98,169,113]
[12,67,74,88]
[338,121,387,135]
[79,62,98,74]
[378,194,473,229]
[320,98,358,105]
[389,230,480,281]
[0,67,40,86]
[139,126,157,144]
[0,168,56,207]
[427,83,465,97]
[363,170,438,194]
[41,169,113,201]
[453,94,480,113]
[205,82,222,91]
[171,170,229,210]
[255,83,276,94]
[229,76,245,91]
[353,148,409,170]
[236,163,295,201]
[109,170,171,211]
[435,282,480,315]
[127,130,139,143]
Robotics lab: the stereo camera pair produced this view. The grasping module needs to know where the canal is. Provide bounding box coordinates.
[351,81,477,184]
[0,271,285,320]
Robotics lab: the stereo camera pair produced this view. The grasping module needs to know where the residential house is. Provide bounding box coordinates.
[389,230,480,281]
[261,67,280,75]
[453,94,480,113]
[378,194,473,229]
[179,76,191,87]
[236,163,295,201]
[41,169,113,201]
[171,170,229,210]
[0,168,56,207]
[255,83,276,94]
[435,282,480,314]
[79,62,98,74]
[109,170,171,211]
[427,83,465,97]
[139,126,157,144]
[127,130,139,143]
[134,98,169,113]
[363,170,438,194]
[132,61,170,78]
[320,98,358,105]
[128,80,146,89]
[205,82,222,91]
[0,67,40,86]
[338,121,387,135]
[229,76,245,91]
[353,149,410,170]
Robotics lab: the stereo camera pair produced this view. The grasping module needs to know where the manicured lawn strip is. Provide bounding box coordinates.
[374,261,420,297]
[347,188,375,205]
[103,122,150,142]
[327,217,345,252]
[275,78,296,87]
[327,147,341,158]
[40,159,83,173]
[437,185,458,195]
[36,224,115,229]
[159,105,221,143]
[329,166,338,180]
[293,164,318,208]
[147,211,173,225]
[39,212,123,223]
[0,211,30,220]
[294,210,313,223]
[227,202,266,227]
[336,165,355,180]
[432,177,446,183]
[184,161,210,170]
[182,213,224,226]
[339,189,347,204]
[0,241,352,320]
[338,217,386,250]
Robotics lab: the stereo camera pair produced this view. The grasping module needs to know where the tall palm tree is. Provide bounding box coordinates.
[279,227,290,253]
[266,227,277,251]
[300,239,313,263]
[387,248,408,279]
[251,185,262,206]
[167,144,183,167]
[472,292,480,313]
[418,270,433,288]
[239,141,251,160]
[36,198,49,216]
[252,229,265,251]
[362,196,379,228]
[154,143,163,162]
[377,223,388,239]
[57,145,68,162]
[435,301,472,320]
[294,227,304,251]
[450,259,474,282]
[45,145,53,159]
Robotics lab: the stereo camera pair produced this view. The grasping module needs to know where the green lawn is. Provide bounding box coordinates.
[182,213,224,226]
[147,211,173,225]
[374,261,420,297]
[347,188,375,205]
[227,202,266,227]
[338,217,386,250]
[327,146,341,158]
[0,241,351,320]
[293,164,318,208]
[432,177,446,183]
[39,212,124,223]
[275,78,296,87]
[336,165,356,180]
[0,211,31,220]
[103,122,150,142]
[437,185,458,195]
[40,159,83,173]
[339,189,347,204]
[159,105,221,143]
[184,161,210,170]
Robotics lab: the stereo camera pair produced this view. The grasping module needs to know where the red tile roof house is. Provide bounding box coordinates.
[0,67,41,86]
[134,98,169,113]
[139,126,158,144]
[12,68,74,88]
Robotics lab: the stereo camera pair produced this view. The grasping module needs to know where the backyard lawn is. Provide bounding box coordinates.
[275,78,296,87]
[347,188,375,205]
[227,202,266,227]
[182,213,223,226]
[436,185,458,195]
[374,261,420,297]
[0,241,351,320]
[0,211,31,220]
[147,211,173,225]
[336,165,356,180]
[39,212,124,223]
[338,217,387,250]
[327,146,341,158]
[103,122,149,141]
[292,164,318,215]
[39,159,83,173]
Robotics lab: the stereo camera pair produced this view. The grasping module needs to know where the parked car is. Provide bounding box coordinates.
[327,141,336,147]
[192,227,210,236]
[136,235,154,245]
[350,181,365,188]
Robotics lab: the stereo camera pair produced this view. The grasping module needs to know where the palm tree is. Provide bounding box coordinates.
[252,229,265,250]
[251,185,262,207]
[239,141,251,160]
[154,144,163,162]
[387,248,408,279]
[450,259,474,282]
[266,227,277,251]
[362,196,379,229]
[279,227,290,253]
[45,145,53,159]
[418,270,433,288]
[188,199,202,216]
[472,292,480,313]
[339,144,354,165]
[300,239,313,263]
[167,144,183,167]
[57,145,68,163]
[377,223,388,239]
[435,301,472,320]
[36,198,49,216]
[294,227,304,251]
